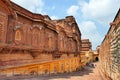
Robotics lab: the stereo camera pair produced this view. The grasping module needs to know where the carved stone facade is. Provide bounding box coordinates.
[0,0,82,76]
[99,8,120,80]
[81,39,94,64]
[81,39,92,51]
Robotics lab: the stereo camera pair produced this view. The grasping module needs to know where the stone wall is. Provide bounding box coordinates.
[0,0,82,76]
[99,9,120,80]
[0,57,80,77]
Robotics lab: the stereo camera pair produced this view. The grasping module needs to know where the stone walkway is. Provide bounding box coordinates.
[1,62,104,80]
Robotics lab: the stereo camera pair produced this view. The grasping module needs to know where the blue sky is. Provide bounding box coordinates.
[11,0,120,50]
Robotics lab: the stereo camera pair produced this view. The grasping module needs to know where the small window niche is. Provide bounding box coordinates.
[15,29,22,41]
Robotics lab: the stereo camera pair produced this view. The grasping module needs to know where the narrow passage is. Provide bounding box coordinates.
[1,62,104,80]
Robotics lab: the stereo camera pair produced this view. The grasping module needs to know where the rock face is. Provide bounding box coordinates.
[0,0,82,76]
[99,8,120,80]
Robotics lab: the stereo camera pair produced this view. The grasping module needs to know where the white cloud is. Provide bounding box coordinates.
[67,5,79,15]
[51,16,59,20]
[79,21,96,33]
[79,0,120,24]
[79,21,103,49]
[11,0,44,14]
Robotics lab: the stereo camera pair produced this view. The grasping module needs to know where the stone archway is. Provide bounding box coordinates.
[95,57,99,61]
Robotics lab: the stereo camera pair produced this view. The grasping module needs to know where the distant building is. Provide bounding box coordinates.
[81,39,92,51]
[81,39,93,64]
[92,50,99,62]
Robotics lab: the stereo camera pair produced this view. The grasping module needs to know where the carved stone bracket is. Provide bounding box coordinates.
[31,25,44,30]
[14,25,21,30]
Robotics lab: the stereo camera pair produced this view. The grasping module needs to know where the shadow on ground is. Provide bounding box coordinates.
[0,66,94,80]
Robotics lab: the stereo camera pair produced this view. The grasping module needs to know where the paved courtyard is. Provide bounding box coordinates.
[1,62,104,80]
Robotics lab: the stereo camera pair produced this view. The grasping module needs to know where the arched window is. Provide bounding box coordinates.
[60,37,64,50]
[0,23,2,41]
[15,29,22,41]
[49,36,52,49]
[39,28,44,48]
[32,28,39,46]
[48,32,54,50]
[60,34,64,51]
[63,37,66,50]
[0,23,2,32]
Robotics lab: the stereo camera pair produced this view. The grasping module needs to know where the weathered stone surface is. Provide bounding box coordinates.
[0,0,82,76]
[99,8,120,80]
[81,39,92,51]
